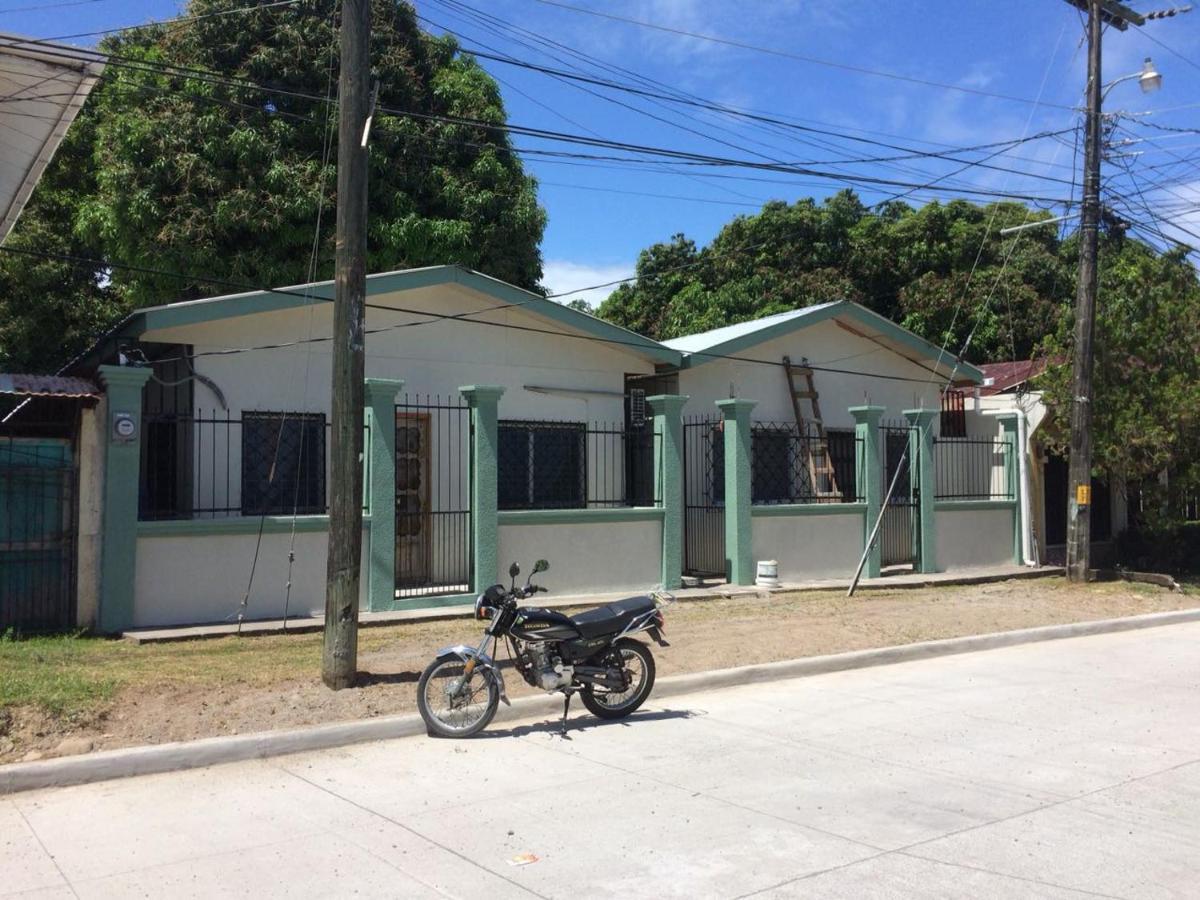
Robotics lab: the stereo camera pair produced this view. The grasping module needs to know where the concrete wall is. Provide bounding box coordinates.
[75,399,104,629]
[496,512,664,597]
[132,521,369,628]
[936,503,1015,570]
[750,508,866,582]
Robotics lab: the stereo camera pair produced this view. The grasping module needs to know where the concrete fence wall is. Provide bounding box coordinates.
[935,502,1018,571]
[750,506,867,583]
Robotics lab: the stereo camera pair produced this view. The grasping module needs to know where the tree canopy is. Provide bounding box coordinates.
[597,190,1200,499]
[0,0,545,372]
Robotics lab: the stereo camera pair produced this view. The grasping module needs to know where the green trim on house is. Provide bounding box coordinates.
[750,502,867,518]
[672,300,984,384]
[365,379,403,612]
[995,413,1022,565]
[136,514,371,537]
[933,500,1016,512]
[716,398,755,585]
[904,408,939,574]
[648,394,688,590]
[850,405,885,578]
[498,507,665,526]
[97,365,153,633]
[120,265,679,365]
[462,384,504,594]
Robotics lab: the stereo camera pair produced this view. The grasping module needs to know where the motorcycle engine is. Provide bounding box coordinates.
[526,643,573,690]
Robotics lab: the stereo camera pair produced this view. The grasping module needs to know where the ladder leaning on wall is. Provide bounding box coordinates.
[783,356,840,499]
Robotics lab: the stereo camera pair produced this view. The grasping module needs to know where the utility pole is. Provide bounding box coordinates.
[1065,0,1103,583]
[323,0,371,689]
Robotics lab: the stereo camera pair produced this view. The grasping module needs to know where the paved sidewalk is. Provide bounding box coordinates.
[5,622,1198,898]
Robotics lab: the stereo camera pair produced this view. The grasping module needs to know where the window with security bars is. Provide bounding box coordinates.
[241,412,326,516]
[748,424,860,504]
[498,421,586,510]
[941,389,967,437]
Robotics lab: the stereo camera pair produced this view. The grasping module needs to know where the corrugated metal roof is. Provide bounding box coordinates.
[0,374,99,397]
[661,303,840,354]
[978,359,1051,396]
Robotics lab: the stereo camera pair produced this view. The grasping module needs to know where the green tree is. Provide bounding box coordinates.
[0,0,545,372]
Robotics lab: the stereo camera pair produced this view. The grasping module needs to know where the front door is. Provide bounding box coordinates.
[395,412,431,588]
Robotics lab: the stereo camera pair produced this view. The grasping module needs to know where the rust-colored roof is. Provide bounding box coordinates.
[0,373,100,398]
[977,359,1051,396]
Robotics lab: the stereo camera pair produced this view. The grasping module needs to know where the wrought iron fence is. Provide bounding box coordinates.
[395,395,472,599]
[139,411,368,520]
[683,416,725,577]
[496,420,660,511]
[749,422,861,505]
[934,436,1014,500]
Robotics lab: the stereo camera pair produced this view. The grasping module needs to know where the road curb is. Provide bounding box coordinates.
[5,605,1199,795]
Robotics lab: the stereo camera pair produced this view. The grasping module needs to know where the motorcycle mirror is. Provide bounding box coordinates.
[508,562,520,579]
[533,559,549,574]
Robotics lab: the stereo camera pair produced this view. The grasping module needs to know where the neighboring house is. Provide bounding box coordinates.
[976,358,1126,566]
[8,265,1032,632]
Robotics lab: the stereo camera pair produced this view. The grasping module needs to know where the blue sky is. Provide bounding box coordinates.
[4,0,1199,303]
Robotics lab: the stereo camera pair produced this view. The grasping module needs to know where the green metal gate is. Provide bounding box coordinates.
[0,437,77,632]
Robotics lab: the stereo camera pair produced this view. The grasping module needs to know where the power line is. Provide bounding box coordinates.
[524,0,1078,111]
[0,0,108,13]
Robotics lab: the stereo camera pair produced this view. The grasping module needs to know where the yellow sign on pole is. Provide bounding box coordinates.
[1076,484,1092,506]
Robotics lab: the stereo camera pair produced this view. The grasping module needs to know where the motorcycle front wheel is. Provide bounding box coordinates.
[581,638,656,720]
[417,657,500,738]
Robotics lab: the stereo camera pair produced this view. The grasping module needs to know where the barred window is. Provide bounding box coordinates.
[941,389,967,438]
[752,429,792,503]
[241,412,325,516]
[498,421,585,510]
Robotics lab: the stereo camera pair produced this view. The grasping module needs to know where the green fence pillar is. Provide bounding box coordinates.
[716,398,756,585]
[97,364,153,633]
[461,385,504,594]
[647,394,688,590]
[365,378,403,612]
[850,405,885,579]
[997,412,1022,565]
[904,407,939,574]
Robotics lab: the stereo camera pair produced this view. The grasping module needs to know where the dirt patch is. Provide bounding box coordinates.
[2,577,1196,764]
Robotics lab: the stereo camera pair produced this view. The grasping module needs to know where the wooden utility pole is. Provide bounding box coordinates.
[323,0,371,689]
[1065,0,1103,583]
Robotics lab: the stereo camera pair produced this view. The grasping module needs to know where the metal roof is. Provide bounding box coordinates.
[661,303,840,354]
[0,33,104,244]
[0,373,99,397]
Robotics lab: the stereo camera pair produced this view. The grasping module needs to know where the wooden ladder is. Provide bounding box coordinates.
[783,356,840,498]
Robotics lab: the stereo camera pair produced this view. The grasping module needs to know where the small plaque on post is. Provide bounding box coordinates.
[1076,483,1092,507]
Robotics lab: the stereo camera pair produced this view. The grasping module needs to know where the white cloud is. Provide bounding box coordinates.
[542,259,635,309]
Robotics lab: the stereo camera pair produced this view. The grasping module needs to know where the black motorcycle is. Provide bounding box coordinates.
[417,559,670,738]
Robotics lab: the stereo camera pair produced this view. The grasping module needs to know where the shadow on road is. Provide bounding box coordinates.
[475,707,702,740]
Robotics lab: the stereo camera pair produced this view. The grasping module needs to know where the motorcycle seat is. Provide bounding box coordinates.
[569,596,658,640]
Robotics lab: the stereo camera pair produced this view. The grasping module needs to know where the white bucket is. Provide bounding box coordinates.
[756,559,779,587]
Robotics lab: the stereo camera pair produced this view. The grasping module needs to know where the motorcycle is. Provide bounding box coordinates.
[416,559,671,738]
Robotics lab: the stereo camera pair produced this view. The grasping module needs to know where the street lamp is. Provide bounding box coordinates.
[1101,57,1162,99]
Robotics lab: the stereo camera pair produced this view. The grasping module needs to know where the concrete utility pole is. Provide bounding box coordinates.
[323,0,371,689]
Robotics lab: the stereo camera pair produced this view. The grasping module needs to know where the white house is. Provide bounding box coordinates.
[50,266,1028,632]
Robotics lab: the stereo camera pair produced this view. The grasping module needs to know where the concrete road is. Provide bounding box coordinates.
[5,623,1200,899]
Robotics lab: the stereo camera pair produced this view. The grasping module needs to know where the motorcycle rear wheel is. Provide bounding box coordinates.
[581,638,655,720]
[417,657,499,738]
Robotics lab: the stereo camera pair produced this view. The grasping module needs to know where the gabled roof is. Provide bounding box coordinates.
[662,300,984,384]
[67,265,682,372]
[0,33,103,244]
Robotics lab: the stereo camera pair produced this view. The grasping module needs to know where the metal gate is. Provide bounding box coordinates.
[880,424,919,568]
[0,436,77,632]
[395,395,472,599]
[683,416,725,577]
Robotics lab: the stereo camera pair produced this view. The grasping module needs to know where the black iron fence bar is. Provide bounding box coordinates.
[496,419,660,511]
[933,436,1014,500]
[394,395,472,599]
[748,421,863,505]
[139,412,369,520]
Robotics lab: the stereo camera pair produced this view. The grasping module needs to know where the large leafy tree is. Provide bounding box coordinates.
[0,0,545,371]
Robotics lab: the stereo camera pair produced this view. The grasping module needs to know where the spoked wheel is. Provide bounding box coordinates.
[417,658,500,738]
[581,638,656,720]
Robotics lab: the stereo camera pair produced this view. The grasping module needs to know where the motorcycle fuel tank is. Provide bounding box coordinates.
[509,606,580,642]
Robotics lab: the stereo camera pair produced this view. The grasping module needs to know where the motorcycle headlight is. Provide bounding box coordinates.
[474,595,494,620]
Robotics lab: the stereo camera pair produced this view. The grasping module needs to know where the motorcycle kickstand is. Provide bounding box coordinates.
[559,691,573,737]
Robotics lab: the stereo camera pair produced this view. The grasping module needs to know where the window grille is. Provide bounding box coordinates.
[498,421,586,510]
[241,412,326,516]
